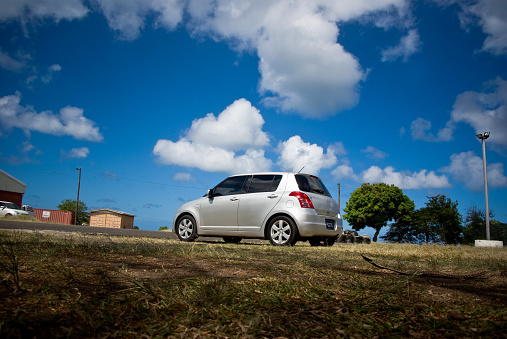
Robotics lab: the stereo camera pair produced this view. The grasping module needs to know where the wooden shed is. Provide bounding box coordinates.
[0,169,27,207]
[89,208,135,229]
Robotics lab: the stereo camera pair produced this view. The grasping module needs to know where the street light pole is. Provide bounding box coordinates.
[75,168,81,225]
[476,132,490,240]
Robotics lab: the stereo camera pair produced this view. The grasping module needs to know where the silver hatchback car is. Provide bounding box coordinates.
[173,172,343,246]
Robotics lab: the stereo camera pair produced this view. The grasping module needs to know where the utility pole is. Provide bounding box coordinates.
[337,183,341,213]
[476,132,490,240]
[75,168,81,225]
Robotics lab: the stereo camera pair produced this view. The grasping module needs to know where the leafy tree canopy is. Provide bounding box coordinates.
[343,183,414,242]
[463,205,506,244]
[57,199,89,225]
[384,194,463,244]
[417,195,463,244]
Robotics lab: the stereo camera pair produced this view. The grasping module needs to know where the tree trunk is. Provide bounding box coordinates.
[373,228,380,242]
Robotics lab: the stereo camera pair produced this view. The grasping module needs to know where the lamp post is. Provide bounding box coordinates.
[476,132,490,240]
[75,168,81,225]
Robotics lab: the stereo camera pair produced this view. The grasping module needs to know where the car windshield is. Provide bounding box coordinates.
[295,175,332,197]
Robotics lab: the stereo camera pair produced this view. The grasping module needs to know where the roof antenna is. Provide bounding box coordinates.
[297,166,305,173]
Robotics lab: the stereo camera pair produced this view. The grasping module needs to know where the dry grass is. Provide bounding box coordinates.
[0,230,506,338]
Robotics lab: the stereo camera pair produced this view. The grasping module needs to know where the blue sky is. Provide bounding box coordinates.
[1,0,506,238]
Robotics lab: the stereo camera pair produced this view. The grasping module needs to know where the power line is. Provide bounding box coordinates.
[86,170,206,190]
[10,168,207,190]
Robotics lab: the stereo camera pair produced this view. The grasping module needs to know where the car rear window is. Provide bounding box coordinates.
[246,175,282,193]
[295,175,332,197]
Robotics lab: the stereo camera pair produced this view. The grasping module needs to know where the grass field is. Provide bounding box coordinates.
[0,230,506,338]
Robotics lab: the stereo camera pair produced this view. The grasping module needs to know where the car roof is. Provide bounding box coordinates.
[227,172,321,180]
[228,172,314,176]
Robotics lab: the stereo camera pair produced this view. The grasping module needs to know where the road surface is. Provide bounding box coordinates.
[0,219,178,239]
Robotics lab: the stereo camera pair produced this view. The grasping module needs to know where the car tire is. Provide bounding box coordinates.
[309,236,337,247]
[175,215,198,242]
[223,237,242,244]
[309,237,323,246]
[267,216,297,246]
[323,236,337,246]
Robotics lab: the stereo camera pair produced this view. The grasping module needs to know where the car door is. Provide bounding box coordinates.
[199,175,248,234]
[237,174,284,236]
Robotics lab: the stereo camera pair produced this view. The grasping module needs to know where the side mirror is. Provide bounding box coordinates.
[206,189,214,198]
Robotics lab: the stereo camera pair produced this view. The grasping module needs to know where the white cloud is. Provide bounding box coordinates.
[189,1,411,117]
[360,166,451,189]
[173,172,195,182]
[153,98,272,174]
[332,164,451,189]
[361,146,388,159]
[457,0,507,55]
[410,117,455,142]
[69,147,90,158]
[0,92,103,142]
[61,147,89,159]
[277,136,338,175]
[441,151,507,191]
[399,126,406,138]
[410,77,507,148]
[96,0,184,41]
[0,1,422,118]
[71,0,411,117]
[154,140,271,174]
[42,64,62,83]
[0,49,27,72]
[381,29,421,62]
[451,77,507,148]
[331,164,359,181]
[0,0,89,22]
[26,63,62,86]
[186,98,269,151]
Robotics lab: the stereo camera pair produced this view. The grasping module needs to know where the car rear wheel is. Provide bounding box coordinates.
[223,237,242,244]
[309,236,337,247]
[267,216,297,246]
[176,215,198,242]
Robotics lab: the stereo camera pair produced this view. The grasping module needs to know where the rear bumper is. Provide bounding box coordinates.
[296,213,343,237]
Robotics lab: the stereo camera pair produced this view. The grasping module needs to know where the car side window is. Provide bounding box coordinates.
[212,176,248,196]
[246,175,282,193]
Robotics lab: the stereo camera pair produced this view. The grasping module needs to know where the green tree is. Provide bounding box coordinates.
[382,216,419,243]
[344,183,414,242]
[415,195,463,244]
[384,195,463,244]
[57,199,89,225]
[463,205,489,244]
[463,205,505,244]
[491,221,507,243]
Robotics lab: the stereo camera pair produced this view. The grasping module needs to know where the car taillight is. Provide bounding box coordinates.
[289,191,314,209]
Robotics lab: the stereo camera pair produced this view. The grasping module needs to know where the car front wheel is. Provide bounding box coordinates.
[176,215,198,242]
[267,216,297,246]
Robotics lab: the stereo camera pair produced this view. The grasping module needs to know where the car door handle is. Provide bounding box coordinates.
[268,194,278,199]
[230,197,239,201]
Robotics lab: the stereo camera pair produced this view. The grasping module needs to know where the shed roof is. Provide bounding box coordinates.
[90,208,136,217]
[0,169,27,194]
